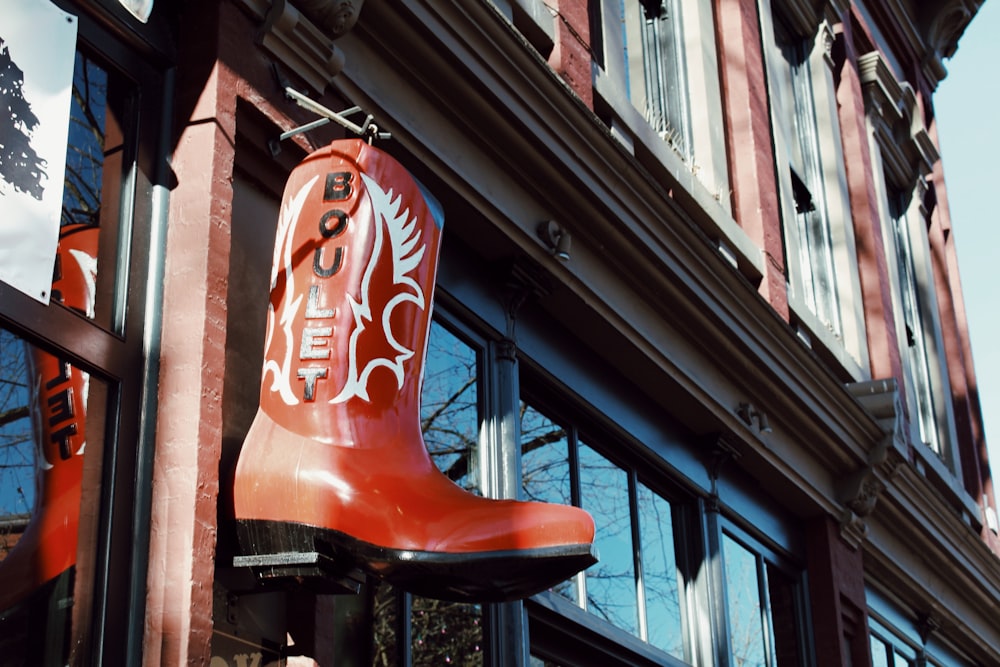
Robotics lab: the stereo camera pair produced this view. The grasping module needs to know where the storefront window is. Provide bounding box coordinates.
[722,530,805,667]
[0,5,164,660]
[637,482,684,658]
[422,322,481,493]
[520,403,577,603]
[723,533,769,665]
[411,598,483,666]
[520,397,692,662]
[0,326,108,665]
[579,442,638,635]
[60,46,138,334]
[372,319,485,665]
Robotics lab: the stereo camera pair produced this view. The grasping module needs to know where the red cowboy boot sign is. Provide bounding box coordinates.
[232,140,596,602]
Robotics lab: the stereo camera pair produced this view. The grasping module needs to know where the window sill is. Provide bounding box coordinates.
[910,435,983,532]
[592,67,764,290]
[786,292,869,383]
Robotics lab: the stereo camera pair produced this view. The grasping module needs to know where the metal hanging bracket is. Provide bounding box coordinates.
[270,81,391,155]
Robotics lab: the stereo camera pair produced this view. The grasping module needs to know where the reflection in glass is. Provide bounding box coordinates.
[637,483,684,658]
[519,403,571,505]
[579,442,637,635]
[519,402,577,602]
[57,47,137,332]
[422,322,480,493]
[870,637,890,667]
[411,597,483,666]
[371,320,485,665]
[371,581,400,666]
[766,564,802,666]
[0,327,104,664]
[723,534,767,667]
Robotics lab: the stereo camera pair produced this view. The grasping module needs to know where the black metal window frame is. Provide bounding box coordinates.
[0,1,170,662]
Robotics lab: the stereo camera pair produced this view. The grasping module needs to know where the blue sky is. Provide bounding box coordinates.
[935,3,1000,483]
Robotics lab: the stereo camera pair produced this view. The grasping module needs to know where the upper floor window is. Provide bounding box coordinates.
[760,1,867,373]
[591,0,730,206]
[887,192,943,457]
[619,0,692,160]
[858,52,957,469]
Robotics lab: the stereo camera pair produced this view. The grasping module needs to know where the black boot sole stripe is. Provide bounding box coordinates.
[235,518,598,603]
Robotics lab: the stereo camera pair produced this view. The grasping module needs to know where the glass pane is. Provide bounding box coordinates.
[579,442,637,635]
[519,402,576,602]
[57,47,137,332]
[722,533,767,667]
[621,0,691,157]
[870,636,890,667]
[0,327,107,663]
[520,403,571,506]
[766,564,803,666]
[636,483,684,658]
[529,655,564,667]
[371,580,400,666]
[893,651,911,667]
[411,596,483,666]
[422,322,480,493]
[371,322,484,664]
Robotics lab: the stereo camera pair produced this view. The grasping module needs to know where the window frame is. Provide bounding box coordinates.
[591,0,731,211]
[758,0,869,377]
[715,519,814,667]
[518,383,703,666]
[859,51,962,479]
[0,2,170,662]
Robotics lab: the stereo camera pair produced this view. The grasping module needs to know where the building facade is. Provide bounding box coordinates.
[1,0,998,665]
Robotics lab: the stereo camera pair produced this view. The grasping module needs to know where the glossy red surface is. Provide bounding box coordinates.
[232,140,595,568]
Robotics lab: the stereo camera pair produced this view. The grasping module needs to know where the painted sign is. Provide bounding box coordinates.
[0,0,77,303]
[232,140,596,603]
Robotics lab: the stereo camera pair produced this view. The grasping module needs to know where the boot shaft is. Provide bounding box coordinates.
[259,140,444,444]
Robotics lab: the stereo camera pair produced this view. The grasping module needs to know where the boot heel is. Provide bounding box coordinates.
[234,519,366,594]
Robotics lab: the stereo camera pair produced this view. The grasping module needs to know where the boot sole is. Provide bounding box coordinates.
[235,518,597,603]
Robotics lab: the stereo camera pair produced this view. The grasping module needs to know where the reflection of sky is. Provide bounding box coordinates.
[62,52,106,228]
[421,322,479,492]
[0,330,35,517]
[0,5,77,301]
[579,442,638,634]
[723,534,767,667]
[637,483,684,658]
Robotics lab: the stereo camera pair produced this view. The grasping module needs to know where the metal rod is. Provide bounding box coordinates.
[284,87,365,134]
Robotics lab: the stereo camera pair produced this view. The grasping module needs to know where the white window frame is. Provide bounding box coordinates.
[592,0,731,211]
[759,0,869,377]
[859,52,961,476]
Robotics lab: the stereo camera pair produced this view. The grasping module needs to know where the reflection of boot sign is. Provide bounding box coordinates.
[0,224,96,613]
[233,140,596,602]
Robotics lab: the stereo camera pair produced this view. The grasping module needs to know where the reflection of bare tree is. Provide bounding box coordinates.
[370,322,484,665]
[0,330,32,533]
[62,52,106,228]
[723,535,768,667]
